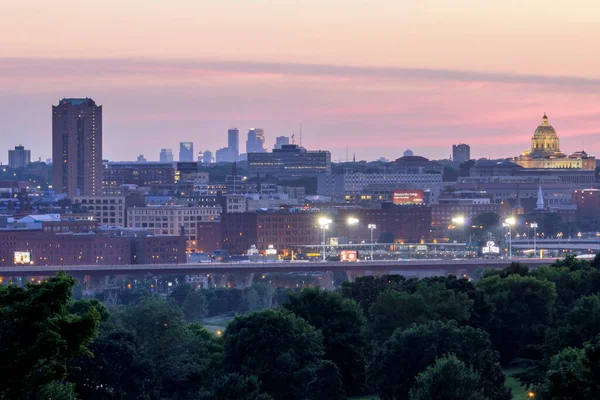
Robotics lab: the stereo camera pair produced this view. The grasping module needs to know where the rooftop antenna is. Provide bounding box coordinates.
[300,123,303,146]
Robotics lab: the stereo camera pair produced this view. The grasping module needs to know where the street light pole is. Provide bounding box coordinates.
[504,217,516,259]
[347,217,359,244]
[319,217,332,262]
[531,222,538,255]
[368,224,376,261]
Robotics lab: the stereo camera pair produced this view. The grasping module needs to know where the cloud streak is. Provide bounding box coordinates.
[1,57,599,164]
[2,57,600,88]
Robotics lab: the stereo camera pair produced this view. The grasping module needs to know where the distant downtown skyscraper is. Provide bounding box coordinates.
[246,128,267,154]
[160,148,174,163]
[228,128,239,162]
[52,98,102,197]
[8,145,31,169]
[179,142,194,162]
[452,143,471,163]
[274,136,290,150]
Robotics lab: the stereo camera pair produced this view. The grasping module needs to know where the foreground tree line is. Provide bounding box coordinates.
[2,255,600,399]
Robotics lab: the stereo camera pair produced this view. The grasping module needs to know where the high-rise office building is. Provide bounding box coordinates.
[202,150,213,164]
[52,98,102,197]
[274,136,290,150]
[8,145,31,169]
[179,142,194,162]
[452,143,471,163]
[160,148,174,163]
[227,128,239,162]
[246,128,266,154]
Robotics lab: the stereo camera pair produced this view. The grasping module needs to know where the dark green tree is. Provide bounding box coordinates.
[408,354,488,400]
[341,275,416,314]
[560,294,600,348]
[368,290,428,341]
[0,272,102,399]
[206,373,273,400]
[306,360,347,400]
[222,308,332,400]
[477,274,556,364]
[368,321,510,400]
[183,289,208,322]
[284,288,367,396]
[536,347,589,400]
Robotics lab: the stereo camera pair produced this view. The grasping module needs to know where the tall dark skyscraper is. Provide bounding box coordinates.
[179,142,194,161]
[452,143,471,163]
[52,98,102,197]
[246,128,267,154]
[228,128,239,162]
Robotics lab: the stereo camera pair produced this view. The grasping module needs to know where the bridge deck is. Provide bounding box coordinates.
[0,258,559,276]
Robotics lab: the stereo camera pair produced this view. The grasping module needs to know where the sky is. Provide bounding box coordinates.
[1,0,600,163]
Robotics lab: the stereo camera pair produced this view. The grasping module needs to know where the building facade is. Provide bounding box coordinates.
[335,207,432,243]
[8,145,31,169]
[102,162,175,193]
[246,128,267,154]
[573,189,600,218]
[274,136,290,150]
[159,148,174,163]
[228,128,239,162]
[452,144,471,163]
[179,142,194,162]
[220,211,321,254]
[52,98,102,197]
[248,144,331,177]
[431,203,500,236]
[73,195,127,226]
[127,205,222,250]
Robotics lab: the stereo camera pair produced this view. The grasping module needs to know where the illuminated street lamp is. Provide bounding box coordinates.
[319,217,332,262]
[578,232,582,239]
[531,222,538,254]
[368,224,377,261]
[503,217,516,259]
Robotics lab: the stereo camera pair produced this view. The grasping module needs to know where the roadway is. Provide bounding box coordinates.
[0,257,560,277]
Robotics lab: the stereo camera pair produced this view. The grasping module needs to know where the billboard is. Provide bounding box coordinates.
[482,241,500,254]
[340,250,358,262]
[393,190,425,205]
[14,251,31,265]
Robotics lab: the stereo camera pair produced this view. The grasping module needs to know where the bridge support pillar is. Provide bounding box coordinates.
[210,274,228,287]
[346,270,364,282]
[233,273,254,288]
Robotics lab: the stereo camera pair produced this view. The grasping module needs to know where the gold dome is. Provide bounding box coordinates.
[531,113,560,156]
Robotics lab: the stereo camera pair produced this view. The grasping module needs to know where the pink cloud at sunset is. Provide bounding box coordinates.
[1,57,599,163]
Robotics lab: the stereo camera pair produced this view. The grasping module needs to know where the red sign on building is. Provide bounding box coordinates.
[393,190,425,205]
[340,250,358,262]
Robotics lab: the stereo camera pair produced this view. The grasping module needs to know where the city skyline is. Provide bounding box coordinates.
[1,1,600,163]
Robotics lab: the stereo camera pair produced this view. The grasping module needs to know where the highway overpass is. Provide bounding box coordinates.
[0,258,560,278]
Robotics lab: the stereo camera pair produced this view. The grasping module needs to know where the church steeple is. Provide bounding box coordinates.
[536,184,545,210]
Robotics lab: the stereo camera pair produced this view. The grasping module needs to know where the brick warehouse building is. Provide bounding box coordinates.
[335,206,432,243]
[0,225,186,266]
[220,211,321,254]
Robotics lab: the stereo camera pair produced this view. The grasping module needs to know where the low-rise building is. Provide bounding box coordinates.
[127,205,222,250]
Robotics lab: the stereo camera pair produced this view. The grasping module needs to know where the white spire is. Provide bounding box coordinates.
[536,184,544,210]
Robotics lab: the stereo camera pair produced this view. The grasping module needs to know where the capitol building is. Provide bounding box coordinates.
[516,114,595,170]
